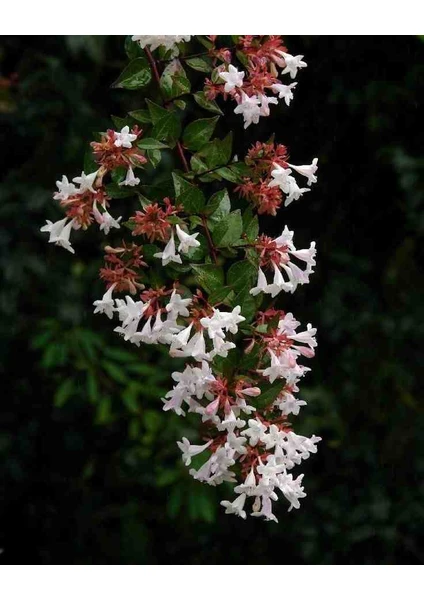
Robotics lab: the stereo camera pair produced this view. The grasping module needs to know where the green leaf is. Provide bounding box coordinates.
[137,138,168,150]
[236,50,249,68]
[196,36,214,50]
[197,132,232,169]
[147,149,161,168]
[233,284,258,323]
[125,36,144,60]
[172,172,206,213]
[216,166,241,183]
[54,378,74,408]
[183,117,219,151]
[243,207,259,241]
[255,381,287,409]
[152,111,181,144]
[227,260,257,292]
[206,189,231,229]
[87,372,98,403]
[160,61,191,99]
[193,91,223,115]
[102,361,128,384]
[111,115,131,130]
[212,210,243,247]
[129,109,151,124]
[174,99,186,111]
[185,56,213,72]
[208,286,235,306]
[105,183,135,199]
[112,57,152,90]
[191,264,225,294]
[146,99,168,124]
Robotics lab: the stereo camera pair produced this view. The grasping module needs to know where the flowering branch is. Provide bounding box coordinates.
[41,34,321,523]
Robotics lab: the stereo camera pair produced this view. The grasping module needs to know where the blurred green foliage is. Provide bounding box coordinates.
[0,35,423,564]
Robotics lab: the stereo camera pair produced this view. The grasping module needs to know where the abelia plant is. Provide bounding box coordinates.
[41,34,320,522]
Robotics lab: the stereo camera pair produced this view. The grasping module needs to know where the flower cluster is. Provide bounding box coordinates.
[236,141,318,215]
[41,125,148,253]
[40,35,321,522]
[203,35,306,128]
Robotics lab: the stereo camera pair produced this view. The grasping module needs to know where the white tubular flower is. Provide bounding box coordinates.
[169,322,194,352]
[251,495,279,522]
[219,64,245,93]
[115,295,148,328]
[217,409,246,432]
[234,468,258,496]
[165,290,192,318]
[175,330,209,361]
[113,125,137,149]
[118,166,140,187]
[278,312,301,335]
[242,419,268,447]
[277,473,307,511]
[286,158,319,186]
[268,163,292,190]
[271,82,297,106]
[132,35,191,52]
[220,494,247,519]
[284,176,311,206]
[72,170,98,194]
[258,94,278,117]
[265,262,294,297]
[261,350,290,383]
[226,432,247,454]
[200,306,245,340]
[209,336,236,359]
[175,224,200,253]
[40,217,76,254]
[53,175,77,200]
[276,391,307,416]
[234,93,261,129]
[256,456,286,487]
[177,437,212,466]
[154,231,182,266]
[278,51,307,79]
[288,323,317,351]
[92,200,122,235]
[93,283,117,319]
[250,267,268,296]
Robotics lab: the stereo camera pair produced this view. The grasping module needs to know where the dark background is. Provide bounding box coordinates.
[0,35,423,564]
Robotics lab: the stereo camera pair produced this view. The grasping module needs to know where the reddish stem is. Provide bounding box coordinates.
[201,215,218,264]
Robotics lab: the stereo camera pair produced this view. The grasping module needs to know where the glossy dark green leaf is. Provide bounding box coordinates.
[137,138,168,150]
[227,260,257,292]
[197,132,232,169]
[129,109,151,123]
[160,61,191,99]
[206,189,231,229]
[146,99,168,124]
[212,210,243,247]
[111,57,152,89]
[152,111,181,143]
[243,207,260,241]
[172,172,206,213]
[183,117,219,151]
[191,264,225,294]
[193,91,223,115]
[185,56,213,72]
[147,149,161,168]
